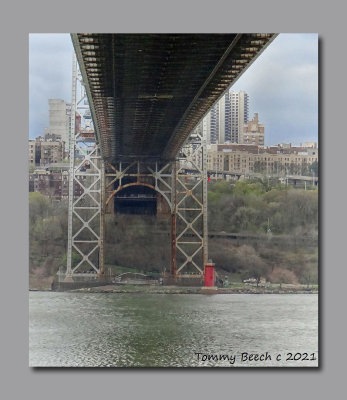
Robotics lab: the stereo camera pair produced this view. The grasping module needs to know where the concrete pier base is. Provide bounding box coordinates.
[201,286,218,294]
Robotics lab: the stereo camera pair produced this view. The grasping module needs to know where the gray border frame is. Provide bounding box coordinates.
[1,0,345,398]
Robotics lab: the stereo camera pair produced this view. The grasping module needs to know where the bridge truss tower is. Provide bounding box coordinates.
[66,53,208,281]
[174,132,208,276]
[66,53,104,280]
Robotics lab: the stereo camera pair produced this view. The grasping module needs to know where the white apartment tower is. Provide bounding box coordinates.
[230,90,249,143]
[202,90,249,145]
[47,99,71,151]
[209,102,219,144]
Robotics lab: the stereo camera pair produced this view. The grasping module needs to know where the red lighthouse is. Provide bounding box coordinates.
[204,262,215,287]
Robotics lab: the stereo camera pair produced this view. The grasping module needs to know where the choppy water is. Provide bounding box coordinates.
[29,292,318,367]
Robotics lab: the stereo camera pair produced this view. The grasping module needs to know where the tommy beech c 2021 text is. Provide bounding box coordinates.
[195,352,318,365]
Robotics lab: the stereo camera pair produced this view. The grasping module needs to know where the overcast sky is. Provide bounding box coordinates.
[29,33,318,146]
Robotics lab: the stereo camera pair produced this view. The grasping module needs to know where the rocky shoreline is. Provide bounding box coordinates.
[69,284,318,295]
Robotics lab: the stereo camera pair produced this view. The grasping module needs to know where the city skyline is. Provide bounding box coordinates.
[29,33,318,146]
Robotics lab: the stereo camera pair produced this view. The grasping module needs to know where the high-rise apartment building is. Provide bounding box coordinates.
[46,99,71,151]
[201,90,250,145]
[230,90,249,143]
[218,95,226,144]
[224,91,232,142]
[209,102,219,144]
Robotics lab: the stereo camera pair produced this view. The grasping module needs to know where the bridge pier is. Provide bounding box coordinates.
[66,54,208,282]
[66,148,208,281]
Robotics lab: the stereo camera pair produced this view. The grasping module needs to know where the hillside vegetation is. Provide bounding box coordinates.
[29,179,318,288]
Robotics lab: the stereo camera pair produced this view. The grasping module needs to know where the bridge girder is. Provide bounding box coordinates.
[71,33,277,163]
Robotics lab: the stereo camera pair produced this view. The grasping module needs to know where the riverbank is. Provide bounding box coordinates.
[70,284,318,294]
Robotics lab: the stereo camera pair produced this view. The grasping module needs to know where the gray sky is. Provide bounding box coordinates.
[29,33,318,146]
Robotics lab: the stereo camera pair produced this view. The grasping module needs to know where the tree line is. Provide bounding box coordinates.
[29,178,318,288]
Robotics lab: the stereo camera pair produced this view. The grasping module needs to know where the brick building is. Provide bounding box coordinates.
[28,140,36,166]
[39,140,65,165]
[29,170,84,201]
[242,113,265,146]
[206,143,318,175]
[29,137,66,167]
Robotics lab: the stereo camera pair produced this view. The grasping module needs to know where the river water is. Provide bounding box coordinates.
[29,292,318,367]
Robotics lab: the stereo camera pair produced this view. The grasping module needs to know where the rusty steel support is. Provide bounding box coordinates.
[171,213,177,276]
[99,161,105,277]
[202,133,208,271]
[170,161,177,277]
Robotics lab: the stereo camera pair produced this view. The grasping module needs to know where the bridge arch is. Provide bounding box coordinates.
[105,182,172,219]
[105,182,162,207]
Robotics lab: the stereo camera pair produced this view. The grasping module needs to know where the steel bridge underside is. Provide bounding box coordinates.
[67,33,277,281]
[71,33,276,164]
